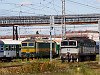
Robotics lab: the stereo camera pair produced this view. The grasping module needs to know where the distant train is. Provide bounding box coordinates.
[21,38,59,59]
[0,39,21,61]
[60,37,96,62]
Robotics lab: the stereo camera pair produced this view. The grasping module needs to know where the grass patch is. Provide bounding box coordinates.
[0,59,100,75]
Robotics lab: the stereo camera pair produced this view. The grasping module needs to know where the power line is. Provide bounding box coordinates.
[0,0,100,16]
[0,25,98,31]
[67,0,100,10]
[0,0,73,15]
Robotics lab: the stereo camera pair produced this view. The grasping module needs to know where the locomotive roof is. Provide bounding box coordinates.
[22,39,55,43]
[70,37,95,42]
[65,37,95,43]
[0,39,22,44]
[22,39,35,42]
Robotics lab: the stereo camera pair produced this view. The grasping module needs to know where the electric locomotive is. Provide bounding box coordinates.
[60,37,96,62]
[21,38,57,58]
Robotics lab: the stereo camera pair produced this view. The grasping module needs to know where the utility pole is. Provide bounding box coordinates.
[13,26,15,40]
[98,20,100,64]
[15,25,18,40]
[18,4,22,40]
[50,15,54,62]
[61,0,66,40]
[19,26,20,40]
[13,25,18,40]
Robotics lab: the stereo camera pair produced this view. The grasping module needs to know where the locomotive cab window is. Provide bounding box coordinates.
[28,43,34,46]
[22,43,27,46]
[69,41,76,46]
[61,41,68,46]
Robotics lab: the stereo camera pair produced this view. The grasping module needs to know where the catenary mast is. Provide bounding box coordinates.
[61,0,66,40]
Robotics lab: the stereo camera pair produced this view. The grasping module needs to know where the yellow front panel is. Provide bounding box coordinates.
[21,48,36,53]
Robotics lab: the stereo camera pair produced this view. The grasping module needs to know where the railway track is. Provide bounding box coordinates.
[0,64,23,75]
[0,65,23,69]
[85,61,100,69]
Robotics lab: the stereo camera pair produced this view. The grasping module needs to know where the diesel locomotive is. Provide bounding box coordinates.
[60,37,96,62]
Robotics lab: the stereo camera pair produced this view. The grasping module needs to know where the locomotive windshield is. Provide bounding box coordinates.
[61,40,77,46]
[61,41,68,46]
[22,43,27,46]
[28,43,34,46]
[69,41,76,46]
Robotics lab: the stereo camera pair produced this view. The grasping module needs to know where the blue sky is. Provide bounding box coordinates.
[0,0,100,16]
[0,0,100,36]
